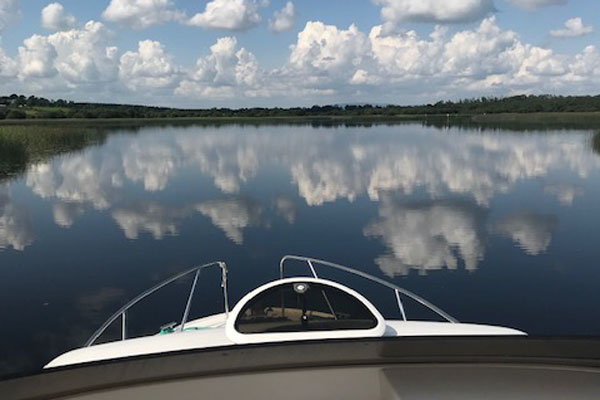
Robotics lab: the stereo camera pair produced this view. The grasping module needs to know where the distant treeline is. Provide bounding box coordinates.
[2,93,600,120]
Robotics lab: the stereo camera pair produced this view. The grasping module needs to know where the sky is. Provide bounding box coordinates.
[0,0,599,108]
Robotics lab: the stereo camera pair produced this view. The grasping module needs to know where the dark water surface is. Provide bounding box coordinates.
[1,121,600,377]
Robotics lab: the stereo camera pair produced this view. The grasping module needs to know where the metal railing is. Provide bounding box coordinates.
[85,261,229,347]
[279,255,457,323]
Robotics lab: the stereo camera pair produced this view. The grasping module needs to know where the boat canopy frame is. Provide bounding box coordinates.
[85,261,229,347]
[279,255,458,324]
[85,255,457,348]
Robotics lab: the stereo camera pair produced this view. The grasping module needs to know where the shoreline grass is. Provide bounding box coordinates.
[1,111,600,125]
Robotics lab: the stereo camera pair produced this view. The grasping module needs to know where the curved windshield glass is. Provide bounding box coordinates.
[235,282,377,334]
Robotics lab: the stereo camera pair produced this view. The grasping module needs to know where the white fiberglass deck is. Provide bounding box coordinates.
[45,256,525,369]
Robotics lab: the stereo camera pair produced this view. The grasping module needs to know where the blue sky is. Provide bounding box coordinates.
[0,0,599,107]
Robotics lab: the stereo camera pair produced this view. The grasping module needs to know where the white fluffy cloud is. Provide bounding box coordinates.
[119,40,180,91]
[366,17,571,91]
[17,21,118,86]
[18,34,57,78]
[0,0,19,31]
[102,0,184,29]
[504,0,566,10]
[188,0,261,31]
[373,0,495,24]
[47,21,118,84]
[550,17,593,38]
[0,40,17,77]
[490,212,557,255]
[269,1,295,32]
[41,2,77,31]
[283,20,369,94]
[4,6,600,106]
[176,36,262,98]
[176,16,595,105]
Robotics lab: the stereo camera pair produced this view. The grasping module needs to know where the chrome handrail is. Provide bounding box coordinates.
[279,255,457,323]
[85,261,228,347]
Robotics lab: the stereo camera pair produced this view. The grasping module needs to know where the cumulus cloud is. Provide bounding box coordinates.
[373,0,495,25]
[0,41,17,77]
[278,21,369,96]
[176,36,263,98]
[4,9,600,106]
[196,198,262,244]
[490,212,557,255]
[269,1,295,32]
[120,40,180,91]
[102,0,184,29]
[504,0,566,10]
[289,21,367,73]
[550,17,593,38]
[365,17,572,93]
[188,0,262,31]
[364,198,485,276]
[41,2,77,31]
[17,21,119,86]
[209,16,598,105]
[0,0,19,31]
[18,34,57,79]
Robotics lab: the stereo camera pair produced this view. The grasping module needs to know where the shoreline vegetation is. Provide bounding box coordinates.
[1,94,600,123]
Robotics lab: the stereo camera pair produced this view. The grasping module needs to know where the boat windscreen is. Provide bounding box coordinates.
[235,282,377,334]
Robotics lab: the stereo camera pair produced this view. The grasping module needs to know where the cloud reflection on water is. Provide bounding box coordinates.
[112,202,191,240]
[0,183,34,251]
[13,125,600,267]
[196,198,262,245]
[364,196,486,276]
[542,182,584,206]
[490,212,558,256]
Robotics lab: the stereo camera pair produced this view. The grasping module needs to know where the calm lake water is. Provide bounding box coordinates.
[1,121,600,377]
